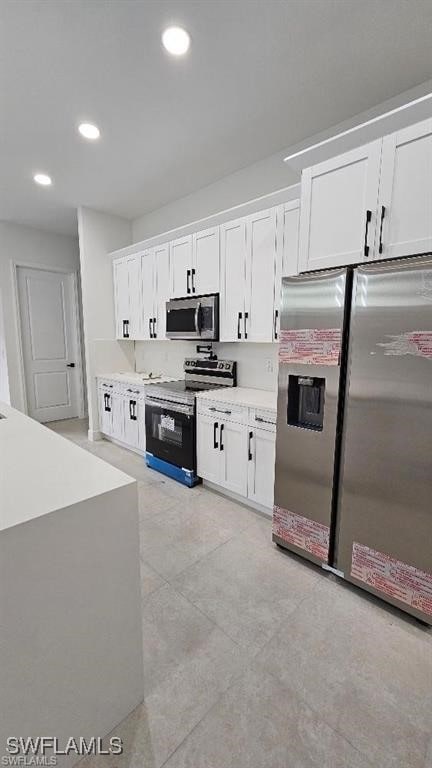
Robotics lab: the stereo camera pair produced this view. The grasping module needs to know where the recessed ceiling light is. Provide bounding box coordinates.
[78,122,100,140]
[162,26,190,56]
[33,173,52,186]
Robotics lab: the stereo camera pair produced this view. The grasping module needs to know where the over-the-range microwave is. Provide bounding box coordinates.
[166,294,219,340]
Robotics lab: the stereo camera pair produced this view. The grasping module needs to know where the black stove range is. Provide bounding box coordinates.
[144,358,236,487]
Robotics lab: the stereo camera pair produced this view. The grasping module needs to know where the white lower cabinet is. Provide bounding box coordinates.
[219,420,248,496]
[123,393,146,451]
[196,414,222,484]
[98,379,145,452]
[197,403,276,510]
[247,426,276,509]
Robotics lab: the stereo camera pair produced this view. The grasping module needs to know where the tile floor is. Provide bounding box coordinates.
[49,418,432,768]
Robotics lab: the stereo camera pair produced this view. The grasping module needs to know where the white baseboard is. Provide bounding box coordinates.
[100,432,146,458]
[203,480,272,519]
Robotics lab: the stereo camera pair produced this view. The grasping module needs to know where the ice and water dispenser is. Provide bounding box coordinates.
[287,375,325,431]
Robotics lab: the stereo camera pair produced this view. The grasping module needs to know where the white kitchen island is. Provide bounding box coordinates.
[0,403,143,766]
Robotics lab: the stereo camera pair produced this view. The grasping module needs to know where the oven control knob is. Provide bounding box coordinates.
[186,360,190,366]
[218,363,223,369]
[225,364,230,370]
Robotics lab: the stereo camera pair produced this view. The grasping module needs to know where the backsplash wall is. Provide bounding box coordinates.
[134,341,278,391]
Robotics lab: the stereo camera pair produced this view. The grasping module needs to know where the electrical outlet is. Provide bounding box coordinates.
[265,358,274,374]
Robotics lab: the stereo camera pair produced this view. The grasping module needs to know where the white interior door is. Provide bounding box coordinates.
[17,267,81,422]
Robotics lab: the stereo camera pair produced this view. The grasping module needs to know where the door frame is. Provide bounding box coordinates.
[12,261,86,420]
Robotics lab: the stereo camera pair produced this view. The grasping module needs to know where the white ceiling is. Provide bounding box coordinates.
[1,0,432,236]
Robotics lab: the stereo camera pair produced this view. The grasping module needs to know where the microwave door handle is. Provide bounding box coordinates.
[194,302,201,334]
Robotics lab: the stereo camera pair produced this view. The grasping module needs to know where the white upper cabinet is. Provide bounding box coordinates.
[141,250,155,340]
[220,218,247,341]
[113,257,129,339]
[141,243,170,340]
[377,118,432,260]
[274,200,300,340]
[170,228,220,298]
[170,235,193,298]
[154,243,170,339]
[298,140,382,272]
[220,210,279,342]
[245,208,278,343]
[193,226,220,295]
[113,255,141,339]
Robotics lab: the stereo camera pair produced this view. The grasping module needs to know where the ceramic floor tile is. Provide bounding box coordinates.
[139,559,166,601]
[163,666,372,768]
[173,532,319,652]
[257,578,432,768]
[139,584,251,766]
[49,420,432,768]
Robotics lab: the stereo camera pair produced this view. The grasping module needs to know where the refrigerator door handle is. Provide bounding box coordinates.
[363,209,372,257]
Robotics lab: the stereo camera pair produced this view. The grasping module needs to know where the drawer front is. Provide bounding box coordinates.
[124,385,146,400]
[249,408,277,431]
[197,400,247,424]
[98,379,115,392]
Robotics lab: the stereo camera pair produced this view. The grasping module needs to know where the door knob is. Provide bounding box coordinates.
[67,363,75,368]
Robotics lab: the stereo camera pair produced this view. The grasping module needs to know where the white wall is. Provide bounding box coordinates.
[0,221,81,411]
[77,207,133,439]
[132,78,432,243]
[135,341,278,391]
[132,154,298,242]
[0,289,10,403]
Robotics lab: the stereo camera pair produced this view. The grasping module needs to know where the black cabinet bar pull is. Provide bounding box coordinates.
[363,210,372,257]
[274,309,279,340]
[248,431,253,461]
[244,312,248,339]
[237,312,242,340]
[186,269,191,294]
[219,423,224,451]
[378,205,386,254]
[213,421,219,449]
[148,318,152,338]
[191,268,196,293]
[153,317,157,338]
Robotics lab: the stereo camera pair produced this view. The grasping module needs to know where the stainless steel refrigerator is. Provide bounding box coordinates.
[274,255,432,623]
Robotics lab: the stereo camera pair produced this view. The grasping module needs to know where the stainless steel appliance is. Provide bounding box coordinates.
[166,294,219,340]
[274,255,432,623]
[145,357,236,486]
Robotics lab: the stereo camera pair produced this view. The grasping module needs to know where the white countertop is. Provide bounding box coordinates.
[97,372,178,386]
[0,402,135,532]
[196,386,277,411]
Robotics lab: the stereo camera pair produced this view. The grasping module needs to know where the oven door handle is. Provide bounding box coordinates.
[145,396,194,416]
[194,302,201,334]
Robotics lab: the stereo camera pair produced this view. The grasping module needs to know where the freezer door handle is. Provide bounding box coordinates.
[363,209,372,257]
